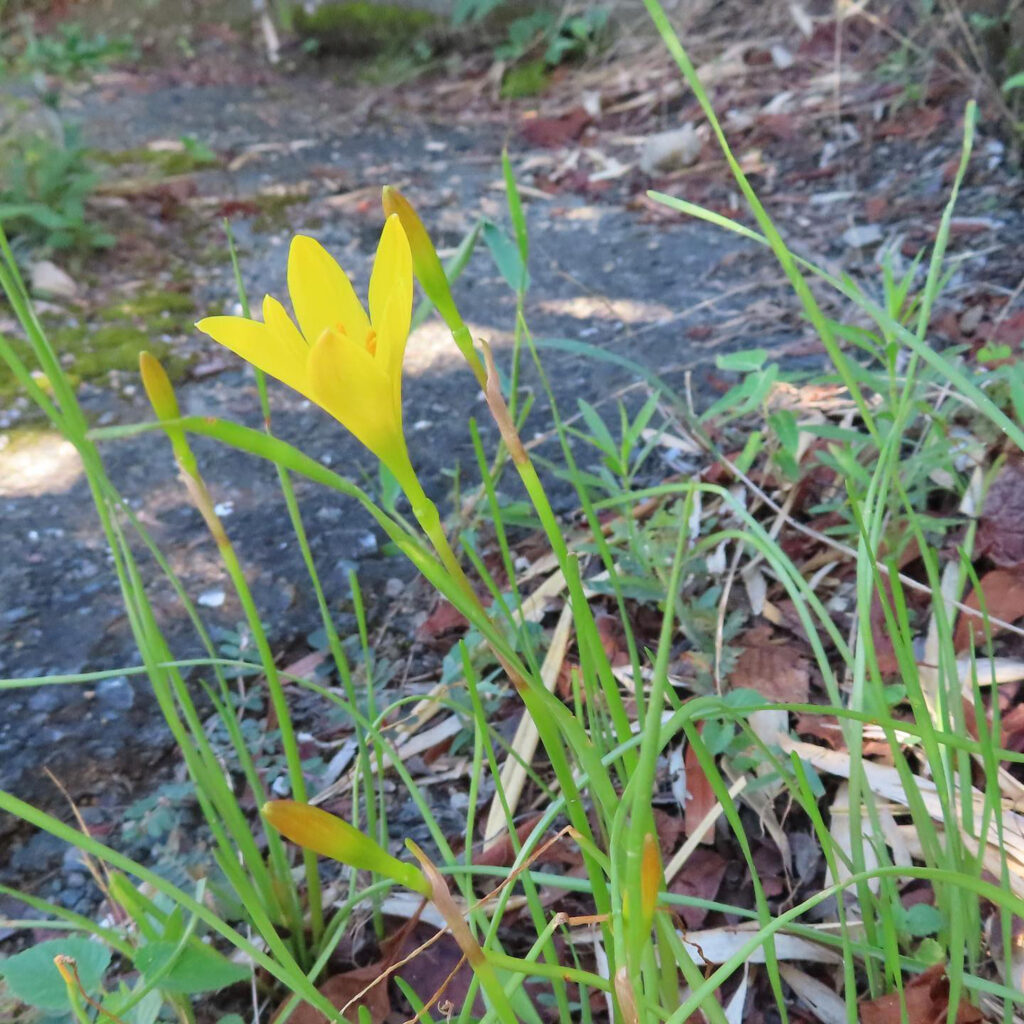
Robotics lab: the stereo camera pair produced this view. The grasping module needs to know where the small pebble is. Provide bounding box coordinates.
[842,224,883,248]
[96,676,135,711]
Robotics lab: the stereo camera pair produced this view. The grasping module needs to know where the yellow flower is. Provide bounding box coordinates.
[196,214,416,487]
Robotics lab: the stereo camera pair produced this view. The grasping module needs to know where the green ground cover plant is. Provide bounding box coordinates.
[0,16,135,255]
[2,1,1024,1022]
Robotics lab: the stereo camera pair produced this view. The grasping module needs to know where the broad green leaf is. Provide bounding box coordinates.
[0,937,111,1012]
[900,902,943,937]
[768,409,799,456]
[134,940,250,995]
[482,220,529,292]
[715,348,768,372]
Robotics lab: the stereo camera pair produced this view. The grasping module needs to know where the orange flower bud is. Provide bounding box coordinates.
[381,185,461,331]
[640,831,661,925]
[263,801,430,896]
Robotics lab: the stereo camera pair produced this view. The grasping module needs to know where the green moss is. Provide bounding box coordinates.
[293,1,437,56]
[0,287,197,406]
[93,140,219,177]
[249,192,309,233]
[52,323,185,379]
[501,59,550,98]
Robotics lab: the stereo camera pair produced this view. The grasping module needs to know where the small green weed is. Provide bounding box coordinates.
[3,21,136,80]
[0,121,112,254]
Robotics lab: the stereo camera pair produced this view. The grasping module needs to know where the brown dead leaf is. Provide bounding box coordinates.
[954,568,1024,651]
[473,813,546,869]
[993,310,1024,348]
[668,847,727,928]
[794,713,844,749]
[277,963,390,1024]
[520,107,591,148]
[392,923,485,1018]
[684,727,717,845]
[858,964,982,1024]
[594,612,631,667]
[730,626,811,703]
[652,807,686,855]
[415,599,469,647]
[975,459,1024,567]
[279,649,328,683]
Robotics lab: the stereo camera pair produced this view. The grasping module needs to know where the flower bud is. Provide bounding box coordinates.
[263,800,431,896]
[139,351,180,422]
[381,185,461,331]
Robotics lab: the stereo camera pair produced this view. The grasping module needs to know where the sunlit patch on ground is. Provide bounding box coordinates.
[536,295,675,325]
[0,430,84,497]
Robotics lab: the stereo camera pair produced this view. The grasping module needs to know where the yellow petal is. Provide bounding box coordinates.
[368,214,412,376]
[196,311,310,397]
[307,328,407,470]
[262,293,308,356]
[287,235,371,345]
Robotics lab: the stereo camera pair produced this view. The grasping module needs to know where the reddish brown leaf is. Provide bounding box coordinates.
[1000,701,1024,753]
[520,107,591,148]
[993,310,1024,348]
[794,713,844,749]
[975,459,1024,567]
[415,599,469,646]
[729,626,811,702]
[392,924,485,1017]
[667,847,727,928]
[869,588,901,678]
[953,568,1024,651]
[683,727,717,845]
[859,964,982,1024]
[474,814,546,869]
[865,195,888,221]
[280,649,328,684]
[277,964,390,1024]
[652,807,686,855]
[594,612,631,667]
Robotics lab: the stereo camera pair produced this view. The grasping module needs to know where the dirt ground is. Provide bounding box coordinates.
[1,0,1022,920]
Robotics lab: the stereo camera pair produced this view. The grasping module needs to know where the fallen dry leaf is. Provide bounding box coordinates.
[858,964,982,1024]
[277,964,390,1024]
[975,458,1024,567]
[954,568,1024,651]
[416,599,469,647]
[684,727,718,845]
[730,626,811,702]
[473,813,547,869]
[520,107,591,148]
[668,846,727,928]
[392,924,485,1018]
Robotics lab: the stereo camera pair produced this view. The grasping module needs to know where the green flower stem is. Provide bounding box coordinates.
[453,323,487,389]
[401,457,612,921]
[406,478,478,608]
[54,957,92,1024]
[174,460,312,957]
[228,221,326,946]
